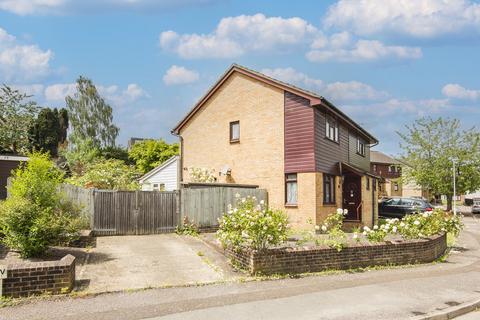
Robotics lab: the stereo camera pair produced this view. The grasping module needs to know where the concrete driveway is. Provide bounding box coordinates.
[77,234,233,293]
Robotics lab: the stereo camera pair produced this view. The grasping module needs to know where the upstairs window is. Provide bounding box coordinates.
[230,121,240,143]
[356,138,365,156]
[285,174,298,205]
[373,164,377,172]
[325,116,339,142]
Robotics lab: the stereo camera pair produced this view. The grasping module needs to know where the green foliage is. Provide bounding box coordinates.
[66,158,140,190]
[188,167,216,183]
[66,76,119,149]
[8,152,64,208]
[0,85,40,154]
[0,152,83,258]
[175,216,199,236]
[398,117,480,210]
[317,208,348,251]
[29,108,69,157]
[100,146,132,164]
[61,137,101,175]
[128,139,179,174]
[217,195,288,251]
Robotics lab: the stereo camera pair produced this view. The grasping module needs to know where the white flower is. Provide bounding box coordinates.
[373,225,379,230]
[315,225,320,231]
[241,198,246,203]
[260,200,265,205]
[414,220,420,226]
[343,209,348,215]
[336,208,343,215]
[362,231,367,235]
[400,222,405,227]
[321,225,327,232]
[363,226,370,231]
[353,233,358,239]
[263,225,268,230]
[422,212,429,218]
[392,226,397,233]
[235,193,240,198]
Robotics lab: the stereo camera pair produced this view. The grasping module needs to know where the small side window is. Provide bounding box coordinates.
[366,177,370,190]
[230,121,240,143]
[356,138,365,156]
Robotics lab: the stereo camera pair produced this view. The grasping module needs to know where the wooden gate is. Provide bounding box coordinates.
[93,190,178,236]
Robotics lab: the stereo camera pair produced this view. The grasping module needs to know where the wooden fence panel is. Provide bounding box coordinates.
[180,187,268,227]
[93,191,116,236]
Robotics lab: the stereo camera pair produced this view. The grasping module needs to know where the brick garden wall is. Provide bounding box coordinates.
[226,233,447,275]
[2,254,76,298]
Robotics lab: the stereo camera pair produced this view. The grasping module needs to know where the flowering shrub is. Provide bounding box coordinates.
[379,209,463,240]
[217,195,288,251]
[188,167,216,183]
[317,208,348,251]
[362,225,388,242]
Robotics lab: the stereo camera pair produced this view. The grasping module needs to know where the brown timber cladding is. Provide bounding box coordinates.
[0,160,21,200]
[226,233,447,275]
[314,107,349,175]
[284,91,315,173]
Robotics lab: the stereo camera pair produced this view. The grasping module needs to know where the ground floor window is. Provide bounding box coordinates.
[285,173,298,205]
[366,177,370,190]
[323,174,336,204]
[394,182,399,191]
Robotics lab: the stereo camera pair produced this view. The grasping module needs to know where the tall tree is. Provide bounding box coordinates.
[398,117,480,210]
[29,108,68,157]
[128,139,179,174]
[66,76,119,149]
[0,85,40,154]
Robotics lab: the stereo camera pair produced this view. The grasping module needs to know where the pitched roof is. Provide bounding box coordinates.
[370,151,401,164]
[138,155,179,183]
[171,64,378,143]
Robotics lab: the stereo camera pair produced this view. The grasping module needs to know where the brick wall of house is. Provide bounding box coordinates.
[226,233,446,275]
[2,254,75,298]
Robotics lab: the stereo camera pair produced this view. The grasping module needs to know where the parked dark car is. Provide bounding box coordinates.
[472,198,480,214]
[379,197,433,218]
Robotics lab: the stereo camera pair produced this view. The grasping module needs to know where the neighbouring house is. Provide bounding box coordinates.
[171,64,380,228]
[370,151,403,198]
[0,155,29,200]
[371,150,430,200]
[127,137,147,151]
[139,155,179,191]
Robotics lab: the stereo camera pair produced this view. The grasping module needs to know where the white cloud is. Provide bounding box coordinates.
[44,83,76,101]
[261,67,387,102]
[0,27,53,82]
[307,37,422,63]
[163,65,199,85]
[324,81,389,101]
[159,13,319,59]
[442,83,480,100]
[0,0,218,15]
[324,0,480,39]
[44,82,148,105]
[261,67,324,92]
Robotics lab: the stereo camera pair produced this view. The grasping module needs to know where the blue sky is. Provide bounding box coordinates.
[1,0,479,156]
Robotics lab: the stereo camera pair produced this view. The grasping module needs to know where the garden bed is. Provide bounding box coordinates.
[203,233,447,275]
[0,246,78,298]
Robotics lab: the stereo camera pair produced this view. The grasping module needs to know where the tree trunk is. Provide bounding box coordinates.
[446,194,453,212]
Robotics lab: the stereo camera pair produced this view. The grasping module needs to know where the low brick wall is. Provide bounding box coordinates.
[2,254,76,298]
[225,233,447,275]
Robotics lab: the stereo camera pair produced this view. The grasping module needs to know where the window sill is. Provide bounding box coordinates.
[284,204,298,208]
[356,152,366,157]
[230,139,240,144]
[324,137,340,145]
[322,203,337,206]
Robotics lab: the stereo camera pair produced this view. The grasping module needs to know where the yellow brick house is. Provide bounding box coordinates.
[172,64,379,228]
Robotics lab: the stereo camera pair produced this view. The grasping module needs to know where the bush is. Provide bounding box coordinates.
[0,152,84,258]
[175,216,199,236]
[317,208,348,251]
[67,158,140,190]
[0,198,84,258]
[217,195,288,251]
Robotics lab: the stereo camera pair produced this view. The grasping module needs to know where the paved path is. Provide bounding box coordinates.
[1,217,479,320]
